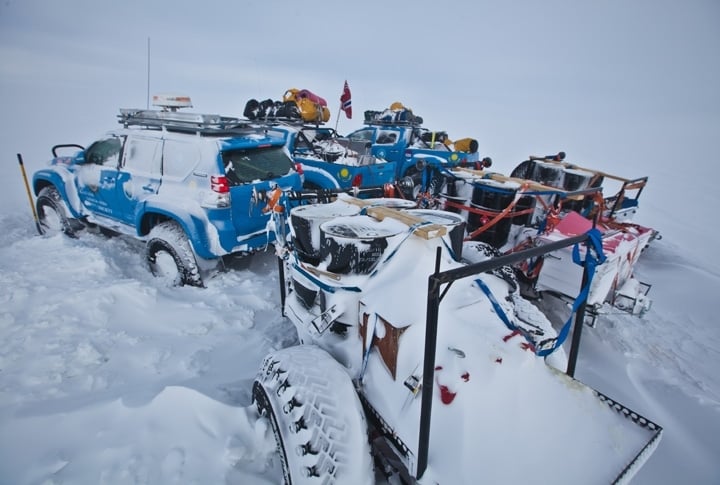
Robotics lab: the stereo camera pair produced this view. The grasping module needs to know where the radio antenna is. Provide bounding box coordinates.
[146,37,151,109]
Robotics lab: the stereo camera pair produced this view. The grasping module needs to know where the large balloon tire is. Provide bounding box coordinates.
[36,186,81,237]
[146,221,203,287]
[253,345,374,485]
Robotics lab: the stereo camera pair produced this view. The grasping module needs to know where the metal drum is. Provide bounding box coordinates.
[404,209,466,260]
[466,179,519,248]
[512,194,536,226]
[531,161,565,188]
[289,200,361,265]
[562,168,594,212]
[319,216,404,274]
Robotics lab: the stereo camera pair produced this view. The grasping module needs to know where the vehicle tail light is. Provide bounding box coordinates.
[203,174,231,208]
[211,175,230,193]
[352,174,363,187]
[295,163,304,175]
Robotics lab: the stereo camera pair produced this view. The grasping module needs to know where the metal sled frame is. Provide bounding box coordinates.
[417,233,663,482]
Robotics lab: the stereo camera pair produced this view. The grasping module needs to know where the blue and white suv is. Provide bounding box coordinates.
[31,95,302,286]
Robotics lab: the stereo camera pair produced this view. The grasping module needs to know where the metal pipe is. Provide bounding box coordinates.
[416,247,442,479]
[277,256,286,318]
[434,233,587,285]
[567,251,591,377]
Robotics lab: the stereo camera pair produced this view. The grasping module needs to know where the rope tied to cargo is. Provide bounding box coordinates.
[474,227,606,357]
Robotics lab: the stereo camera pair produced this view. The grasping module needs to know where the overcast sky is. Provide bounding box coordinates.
[1,0,719,260]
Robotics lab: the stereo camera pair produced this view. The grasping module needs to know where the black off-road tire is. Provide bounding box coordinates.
[253,345,374,485]
[36,186,81,237]
[146,221,203,287]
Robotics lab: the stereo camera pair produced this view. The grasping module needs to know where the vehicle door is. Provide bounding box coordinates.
[372,127,403,162]
[346,128,375,157]
[114,135,163,225]
[75,135,125,219]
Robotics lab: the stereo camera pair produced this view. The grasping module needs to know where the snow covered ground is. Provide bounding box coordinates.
[1,1,718,483]
[0,165,718,483]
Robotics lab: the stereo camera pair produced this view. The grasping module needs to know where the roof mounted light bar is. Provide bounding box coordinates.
[117,93,264,135]
[152,93,193,111]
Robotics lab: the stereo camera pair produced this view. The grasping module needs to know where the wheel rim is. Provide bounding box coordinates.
[151,250,182,286]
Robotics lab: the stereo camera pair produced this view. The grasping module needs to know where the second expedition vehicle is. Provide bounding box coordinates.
[243,90,399,195]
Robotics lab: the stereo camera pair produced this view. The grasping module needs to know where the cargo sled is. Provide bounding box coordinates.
[253,195,662,484]
[415,152,660,324]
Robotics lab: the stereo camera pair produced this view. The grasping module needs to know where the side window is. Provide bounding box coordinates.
[123,137,162,175]
[163,139,201,178]
[375,130,398,145]
[85,136,124,167]
[294,132,312,152]
[349,129,374,142]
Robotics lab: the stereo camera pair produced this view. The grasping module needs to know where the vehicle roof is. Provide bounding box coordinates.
[107,126,287,148]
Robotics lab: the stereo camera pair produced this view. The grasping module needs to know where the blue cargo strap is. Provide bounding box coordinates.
[474,228,606,357]
[474,277,538,350]
[536,228,606,356]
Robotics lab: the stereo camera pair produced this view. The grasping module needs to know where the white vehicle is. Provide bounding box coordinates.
[252,195,662,484]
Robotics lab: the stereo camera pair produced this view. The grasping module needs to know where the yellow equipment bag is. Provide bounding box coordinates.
[453,137,479,154]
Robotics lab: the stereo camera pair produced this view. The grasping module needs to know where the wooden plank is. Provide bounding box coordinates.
[365,206,447,239]
[453,167,563,193]
[335,196,446,239]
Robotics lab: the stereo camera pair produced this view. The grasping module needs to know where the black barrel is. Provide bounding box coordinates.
[466,179,518,248]
[290,201,360,265]
[512,194,536,226]
[405,209,467,260]
[531,161,565,188]
[320,216,403,274]
[562,168,594,212]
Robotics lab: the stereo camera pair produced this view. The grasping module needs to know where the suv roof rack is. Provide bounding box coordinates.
[363,109,424,127]
[118,108,262,136]
[363,119,423,127]
[246,115,325,127]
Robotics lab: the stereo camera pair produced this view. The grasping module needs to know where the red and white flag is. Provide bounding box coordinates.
[340,80,352,119]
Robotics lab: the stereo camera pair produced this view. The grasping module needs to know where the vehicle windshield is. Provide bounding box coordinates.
[222,146,293,185]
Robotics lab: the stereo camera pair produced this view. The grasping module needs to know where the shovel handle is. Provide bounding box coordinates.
[17,153,42,235]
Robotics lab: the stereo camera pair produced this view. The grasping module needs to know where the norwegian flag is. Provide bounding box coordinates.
[340,80,352,119]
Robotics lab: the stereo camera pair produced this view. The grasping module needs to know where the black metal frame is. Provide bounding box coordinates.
[417,233,591,479]
[606,176,648,218]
